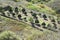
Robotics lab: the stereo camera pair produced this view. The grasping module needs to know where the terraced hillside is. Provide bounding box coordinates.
[0,5,59,32]
[0,0,60,40]
[0,13,60,40]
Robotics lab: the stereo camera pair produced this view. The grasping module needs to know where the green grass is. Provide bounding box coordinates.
[26,3,56,15]
[0,15,31,32]
[0,31,20,40]
[0,15,59,40]
[0,15,44,40]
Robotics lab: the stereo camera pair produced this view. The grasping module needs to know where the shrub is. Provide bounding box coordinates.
[13,0,20,2]
[29,17,33,22]
[26,0,31,2]
[35,19,39,23]
[43,14,47,18]
[56,9,60,14]
[32,13,37,17]
[0,31,20,40]
[0,7,3,12]
[26,0,52,4]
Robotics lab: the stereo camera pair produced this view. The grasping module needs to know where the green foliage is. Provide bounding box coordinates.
[26,3,37,11]
[56,9,60,14]
[29,17,33,22]
[0,7,3,12]
[13,0,20,2]
[26,0,52,4]
[35,19,39,23]
[26,0,31,2]
[26,3,56,15]
[0,31,20,40]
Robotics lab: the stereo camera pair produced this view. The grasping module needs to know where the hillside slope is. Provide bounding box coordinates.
[46,0,60,17]
[0,0,60,40]
[0,15,60,40]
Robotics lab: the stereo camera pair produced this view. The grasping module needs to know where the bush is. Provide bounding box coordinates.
[56,9,60,14]
[29,17,33,22]
[32,13,37,17]
[35,19,39,23]
[26,0,52,4]
[13,0,20,2]
[0,7,3,12]
[0,31,20,40]
[26,0,31,2]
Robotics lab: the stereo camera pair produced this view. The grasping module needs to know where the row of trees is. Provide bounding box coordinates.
[26,0,51,4]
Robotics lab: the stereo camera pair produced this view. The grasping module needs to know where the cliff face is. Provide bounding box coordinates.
[0,0,60,40]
